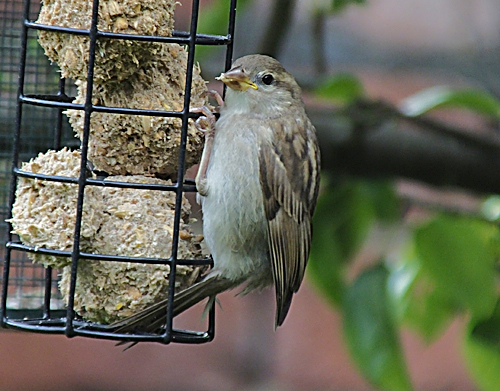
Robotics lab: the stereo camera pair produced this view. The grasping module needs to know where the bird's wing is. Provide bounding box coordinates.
[258,114,320,327]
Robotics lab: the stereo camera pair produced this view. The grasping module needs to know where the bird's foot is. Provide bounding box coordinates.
[201,89,224,109]
[191,106,216,139]
[196,177,208,196]
[192,106,217,197]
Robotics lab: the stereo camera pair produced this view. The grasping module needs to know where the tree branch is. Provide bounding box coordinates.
[259,0,296,57]
[309,100,500,194]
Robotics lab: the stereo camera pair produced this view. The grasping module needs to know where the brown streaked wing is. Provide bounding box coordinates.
[259,114,320,327]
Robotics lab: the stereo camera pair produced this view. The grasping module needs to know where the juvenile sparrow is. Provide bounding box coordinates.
[111,54,320,333]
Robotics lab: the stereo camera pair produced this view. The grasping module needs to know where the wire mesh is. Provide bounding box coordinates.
[1,0,237,344]
[0,0,73,322]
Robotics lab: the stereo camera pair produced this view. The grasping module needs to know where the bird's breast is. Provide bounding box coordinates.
[199,114,271,284]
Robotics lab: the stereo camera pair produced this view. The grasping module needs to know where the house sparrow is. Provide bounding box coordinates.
[110,54,320,334]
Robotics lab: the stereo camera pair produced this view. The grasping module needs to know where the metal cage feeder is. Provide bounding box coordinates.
[1,0,237,344]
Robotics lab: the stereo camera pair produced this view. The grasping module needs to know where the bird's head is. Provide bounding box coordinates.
[217,54,303,117]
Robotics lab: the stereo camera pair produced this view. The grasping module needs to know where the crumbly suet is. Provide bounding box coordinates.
[58,175,206,323]
[9,149,207,322]
[36,0,176,83]
[9,148,101,268]
[66,44,208,178]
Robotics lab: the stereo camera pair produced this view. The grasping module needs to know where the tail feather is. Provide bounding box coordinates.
[275,288,293,328]
[108,275,236,335]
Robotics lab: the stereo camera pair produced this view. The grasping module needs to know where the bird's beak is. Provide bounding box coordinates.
[216,67,258,91]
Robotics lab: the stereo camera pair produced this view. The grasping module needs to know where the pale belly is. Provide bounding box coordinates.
[199,116,271,286]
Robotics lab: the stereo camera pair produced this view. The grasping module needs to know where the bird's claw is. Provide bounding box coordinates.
[195,116,212,135]
[201,89,224,108]
[191,106,217,138]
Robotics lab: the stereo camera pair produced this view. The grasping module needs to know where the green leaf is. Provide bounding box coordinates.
[403,280,458,341]
[464,338,500,391]
[308,178,400,307]
[414,215,498,320]
[464,309,500,391]
[363,180,401,222]
[388,248,458,341]
[330,179,399,260]
[308,187,346,306]
[331,180,376,260]
[330,0,367,14]
[195,0,252,60]
[399,86,500,120]
[343,264,413,391]
[315,73,365,104]
[470,298,500,352]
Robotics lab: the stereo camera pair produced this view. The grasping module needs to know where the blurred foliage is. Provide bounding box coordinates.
[329,0,367,14]
[309,0,368,17]
[482,195,500,222]
[308,177,400,306]
[309,66,500,390]
[196,0,252,60]
[414,216,499,320]
[343,264,412,391]
[464,323,500,391]
[315,73,365,104]
[399,86,500,122]
[197,1,500,389]
[388,246,460,341]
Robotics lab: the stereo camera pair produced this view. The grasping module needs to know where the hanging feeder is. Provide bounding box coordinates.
[1,0,237,344]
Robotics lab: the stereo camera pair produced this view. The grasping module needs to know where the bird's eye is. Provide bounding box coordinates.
[262,74,274,85]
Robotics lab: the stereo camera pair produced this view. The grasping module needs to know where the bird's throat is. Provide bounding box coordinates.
[223,89,253,115]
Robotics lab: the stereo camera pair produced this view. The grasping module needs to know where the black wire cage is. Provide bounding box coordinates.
[1,0,237,344]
